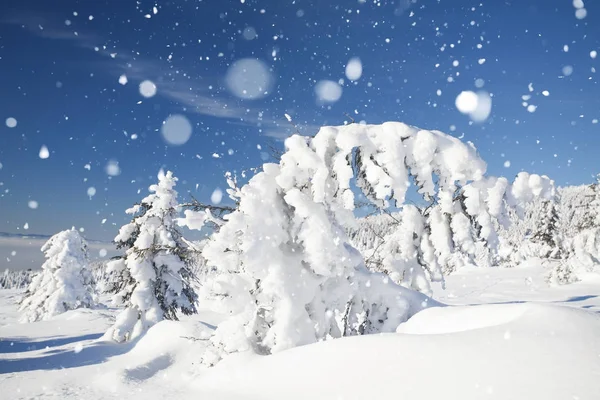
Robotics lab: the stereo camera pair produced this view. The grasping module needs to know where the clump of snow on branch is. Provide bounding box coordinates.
[19,229,96,323]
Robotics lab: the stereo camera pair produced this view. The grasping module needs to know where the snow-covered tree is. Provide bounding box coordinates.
[348,212,399,271]
[548,228,600,285]
[556,183,596,239]
[195,122,497,366]
[549,174,600,284]
[530,199,562,258]
[572,174,600,232]
[19,229,95,323]
[591,174,600,228]
[104,170,197,342]
[1,269,35,289]
[363,172,554,291]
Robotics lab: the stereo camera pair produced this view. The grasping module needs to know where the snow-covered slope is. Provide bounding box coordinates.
[1,262,599,400]
[195,303,600,400]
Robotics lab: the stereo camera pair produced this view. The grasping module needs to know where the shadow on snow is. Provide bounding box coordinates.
[0,334,135,374]
[0,333,103,354]
[562,295,598,303]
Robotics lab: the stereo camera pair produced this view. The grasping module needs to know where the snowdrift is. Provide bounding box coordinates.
[192,303,600,400]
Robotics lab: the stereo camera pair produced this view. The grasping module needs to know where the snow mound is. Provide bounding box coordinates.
[95,319,213,393]
[396,303,530,334]
[194,303,600,400]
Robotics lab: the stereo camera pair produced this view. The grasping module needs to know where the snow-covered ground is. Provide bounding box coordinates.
[1,261,599,400]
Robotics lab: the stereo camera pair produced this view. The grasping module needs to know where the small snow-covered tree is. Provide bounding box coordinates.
[575,174,600,231]
[19,229,95,323]
[530,198,562,258]
[591,174,600,228]
[1,269,35,289]
[483,173,555,266]
[196,122,496,366]
[549,174,600,284]
[104,170,197,342]
[548,228,600,285]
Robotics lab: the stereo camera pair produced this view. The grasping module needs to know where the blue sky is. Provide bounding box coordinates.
[0,0,599,241]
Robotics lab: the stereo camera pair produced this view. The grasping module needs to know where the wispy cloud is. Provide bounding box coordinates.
[1,11,305,140]
[1,12,100,45]
[106,53,300,137]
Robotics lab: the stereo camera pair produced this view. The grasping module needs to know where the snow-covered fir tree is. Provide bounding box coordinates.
[1,269,35,289]
[19,228,95,323]
[591,174,600,228]
[190,121,507,366]
[104,170,197,342]
[556,183,596,239]
[529,199,562,259]
[576,174,600,231]
[549,174,600,284]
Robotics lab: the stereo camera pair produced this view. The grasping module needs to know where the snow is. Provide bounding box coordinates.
[161,114,193,146]
[575,8,587,19]
[314,80,343,103]
[469,91,492,122]
[139,80,157,98]
[455,90,478,113]
[345,57,363,81]
[455,91,492,122]
[225,58,274,100]
[38,145,49,159]
[104,160,121,176]
[198,303,600,399]
[210,188,223,204]
[562,65,574,76]
[2,262,600,399]
[5,117,17,128]
[242,26,257,40]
